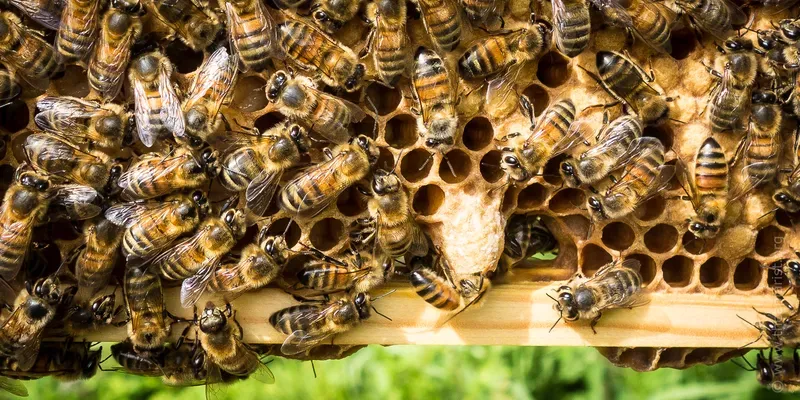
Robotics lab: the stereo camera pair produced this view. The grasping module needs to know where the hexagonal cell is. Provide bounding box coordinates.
[501,187,517,213]
[733,258,762,291]
[463,117,494,151]
[581,243,612,276]
[53,65,89,97]
[385,114,417,148]
[699,257,729,288]
[633,196,666,221]
[309,218,345,251]
[400,148,433,182]
[618,348,659,372]
[682,231,715,255]
[625,253,656,285]
[663,159,681,191]
[354,114,377,139]
[375,147,396,172]
[413,184,445,216]
[602,222,635,251]
[365,83,401,116]
[643,125,673,151]
[0,101,29,133]
[670,28,698,60]
[479,150,504,183]
[165,40,204,73]
[662,256,693,288]
[755,225,785,256]
[336,185,369,217]
[521,84,549,117]
[775,209,798,228]
[517,183,548,209]
[254,112,285,132]
[657,348,688,368]
[683,348,714,365]
[767,259,790,290]
[561,214,590,239]
[232,76,269,112]
[231,224,261,253]
[643,224,678,253]
[266,218,302,248]
[439,149,472,184]
[543,154,568,185]
[537,52,570,88]
[548,188,585,214]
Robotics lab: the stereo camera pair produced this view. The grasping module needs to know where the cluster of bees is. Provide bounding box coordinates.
[0,0,797,394]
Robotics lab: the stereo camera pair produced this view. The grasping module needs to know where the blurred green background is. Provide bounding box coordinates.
[8,345,797,400]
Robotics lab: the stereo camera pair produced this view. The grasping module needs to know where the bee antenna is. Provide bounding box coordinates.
[372,306,392,321]
[366,97,379,138]
[442,151,457,180]
[371,289,396,302]
[668,118,687,124]
[311,360,317,379]
[758,207,779,222]
[738,313,761,330]
[419,151,434,172]
[391,150,403,173]
[732,355,757,371]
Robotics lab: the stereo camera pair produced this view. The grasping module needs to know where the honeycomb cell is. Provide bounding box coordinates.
[463,117,494,151]
[775,209,797,228]
[670,28,698,60]
[643,125,673,151]
[755,225,785,256]
[699,257,729,288]
[662,256,693,287]
[683,349,713,365]
[521,84,549,117]
[11,129,32,163]
[232,76,269,112]
[254,112,285,132]
[766,260,789,290]
[618,348,659,372]
[53,65,89,97]
[682,231,715,255]
[165,40,204,73]
[561,214,590,239]
[501,187,517,213]
[413,184,444,216]
[0,135,7,160]
[266,218,301,248]
[537,52,570,88]
[663,160,681,191]
[231,224,261,253]
[548,188,585,213]
[439,149,471,184]
[581,243,612,276]
[658,348,687,367]
[365,83,401,116]
[385,114,418,148]
[0,101,29,133]
[336,185,368,217]
[400,149,433,182]
[309,218,345,251]
[479,151,504,183]
[517,183,547,209]
[375,147,396,172]
[625,254,656,284]
[733,258,762,291]
[543,154,567,185]
[633,196,666,221]
[602,222,635,251]
[47,220,81,241]
[643,224,678,253]
[355,115,377,139]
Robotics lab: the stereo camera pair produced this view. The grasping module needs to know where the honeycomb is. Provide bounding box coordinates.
[0,0,797,379]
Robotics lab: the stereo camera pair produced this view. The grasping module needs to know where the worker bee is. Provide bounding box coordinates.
[278,135,379,216]
[143,0,220,51]
[673,0,746,40]
[705,37,757,133]
[350,169,429,258]
[499,97,583,183]
[63,290,122,335]
[742,349,800,393]
[590,51,671,126]
[154,208,247,308]
[117,146,219,201]
[270,292,386,355]
[276,19,366,91]
[764,258,800,290]
[416,0,461,52]
[551,0,590,57]
[88,1,143,100]
[71,216,124,300]
[0,11,59,89]
[129,51,185,147]
[409,266,460,311]
[590,0,675,54]
[24,133,122,192]
[223,0,275,72]
[586,137,674,220]
[0,171,52,280]
[736,91,782,186]
[310,0,362,32]
[182,47,237,146]
[761,20,800,71]
[111,340,209,385]
[412,47,458,152]
[0,69,19,106]
[297,249,393,293]
[365,0,410,87]
[123,264,171,353]
[55,0,101,62]
[459,0,501,24]
[549,259,645,333]
[266,70,366,144]
[409,253,489,318]
[559,114,643,188]
[0,342,101,382]
[6,0,64,30]
[219,122,310,216]
[34,96,130,155]
[207,232,290,300]
[744,299,800,352]
[499,214,557,271]
[197,303,275,382]
[105,190,209,266]
[0,277,62,371]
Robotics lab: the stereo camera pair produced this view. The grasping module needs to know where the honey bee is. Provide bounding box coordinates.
[34,96,130,155]
[412,47,458,152]
[197,303,275,381]
[0,171,52,280]
[270,292,385,355]
[117,146,219,201]
[673,0,746,40]
[298,249,393,293]
[129,51,185,147]
[762,20,800,71]
[223,0,275,72]
[111,340,213,386]
[0,376,25,397]
[6,0,64,30]
[500,214,557,271]
[457,16,550,79]
[586,137,674,220]
[88,1,143,100]
[499,97,583,183]
[207,232,290,300]
[736,91,782,186]
[24,133,122,192]
[154,208,247,308]
[182,47,237,146]
[55,0,101,62]
[0,277,62,371]
[559,114,643,188]
[772,127,800,213]
[409,253,490,317]
[266,70,366,144]
[276,19,366,92]
[416,0,461,52]
[123,264,171,353]
[745,349,800,393]
[310,0,362,32]
[705,38,757,133]
[278,135,379,216]
[220,122,310,216]
[765,258,800,290]
[0,69,19,106]
[365,0,410,87]
[745,300,800,352]
[143,0,220,51]
[551,0,590,57]
[459,0,501,24]
[105,190,209,266]
[0,11,59,89]
[0,342,101,382]
[590,0,675,54]
[549,259,645,333]
[591,50,671,126]
[351,169,429,258]
[110,340,165,377]
[64,290,122,335]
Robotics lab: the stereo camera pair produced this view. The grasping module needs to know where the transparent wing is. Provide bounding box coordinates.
[151,224,212,272]
[485,60,523,112]
[692,0,746,40]
[580,125,636,165]
[105,200,181,228]
[92,28,135,99]
[733,161,774,199]
[203,362,230,400]
[246,168,282,217]
[280,329,331,355]
[34,97,109,143]
[24,134,103,176]
[132,76,160,147]
[611,163,676,206]
[51,184,104,220]
[118,153,193,196]
[7,29,50,90]
[613,136,663,174]
[551,0,577,55]
[14,336,42,372]
[0,376,28,397]
[180,261,219,308]
[9,0,62,30]
[158,60,185,140]
[527,110,585,159]
[224,1,274,71]
[248,360,276,384]
[0,218,34,279]
[184,47,237,121]
[280,152,351,215]
[311,90,365,143]
[274,303,339,355]
[589,0,634,27]
[210,261,252,298]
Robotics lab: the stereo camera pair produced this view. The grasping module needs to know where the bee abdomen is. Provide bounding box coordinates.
[555,0,591,57]
[409,269,460,310]
[694,138,728,196]
[269,304,320,333]
[0,70,19,102]
[299,264,352,290]
[0,221,30,279]
[457,38,508,79]
[420,0,461,51]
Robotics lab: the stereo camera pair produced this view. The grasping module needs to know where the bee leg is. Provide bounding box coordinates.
[175,323,193,348]
[323,147,334,160]
[360,25,376,59]
[774,291,795,311]
[590,313,602,334]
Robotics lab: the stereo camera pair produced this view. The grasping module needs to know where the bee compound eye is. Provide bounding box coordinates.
[37,181,49,191]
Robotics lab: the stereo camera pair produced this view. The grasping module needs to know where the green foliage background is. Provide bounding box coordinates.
[7,346,797,400]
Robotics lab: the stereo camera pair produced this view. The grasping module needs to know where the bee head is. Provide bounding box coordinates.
[772,189,800,213]
[344,64,366,92]
[32,276,61,304]
[586,196,607,220]
[784,259,800,279]
[353,293,371,320]
[780,19,800,41]
[81,349,102,379]
[313,10,344,32]
[20,171,50,192]
[261,234,289,265]
[499,149,528,182]
[222,208,248,238]
[92,293,117,322]
[553,288,579,321]
[752,91,777,104]
[111,0,142,14]
[757,31,779,50]
[200,148,220,177]
[288,124,310,153]
[354,135,380,164]
[559,159,581,187]
[199,304,227,334]
[267,71,289,102]
[372,170,400,195]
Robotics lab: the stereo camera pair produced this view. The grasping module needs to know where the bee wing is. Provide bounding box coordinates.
[224,1,274,70]
[94,28,136,100]
[158,60,185,141]
[280,152,351,216]
[132,76,160,147]
[551,0,576,55]
[203,362,230,400]
[275,303,338,355]
[14,335,43,372]
[0,376,28,397]
[280,328,330,355]
[105,200,178,228]
[10,32,51,91]
[312,90,365,143]
[613,136,663,172]
[118,152,192,195]
[8,0,62,30]
[730,162,773,201]
[578,124,634,166]
[528,116,586,159]
[0,218,35,279]
[591,0,673,54]
[408,224,430,257]
[184,47,237,121]
[151,224,212,270]
[586,258,641,282]
[248,359,276,384]
[692,0,746,40]
[34,97,108,143]
[246,168,282,217]
[210,261,254,300]
[610,161,676,206]
[24,134,103,175]
[485,61,523,112]
[51,184,104,220]
[180,258,220,308]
